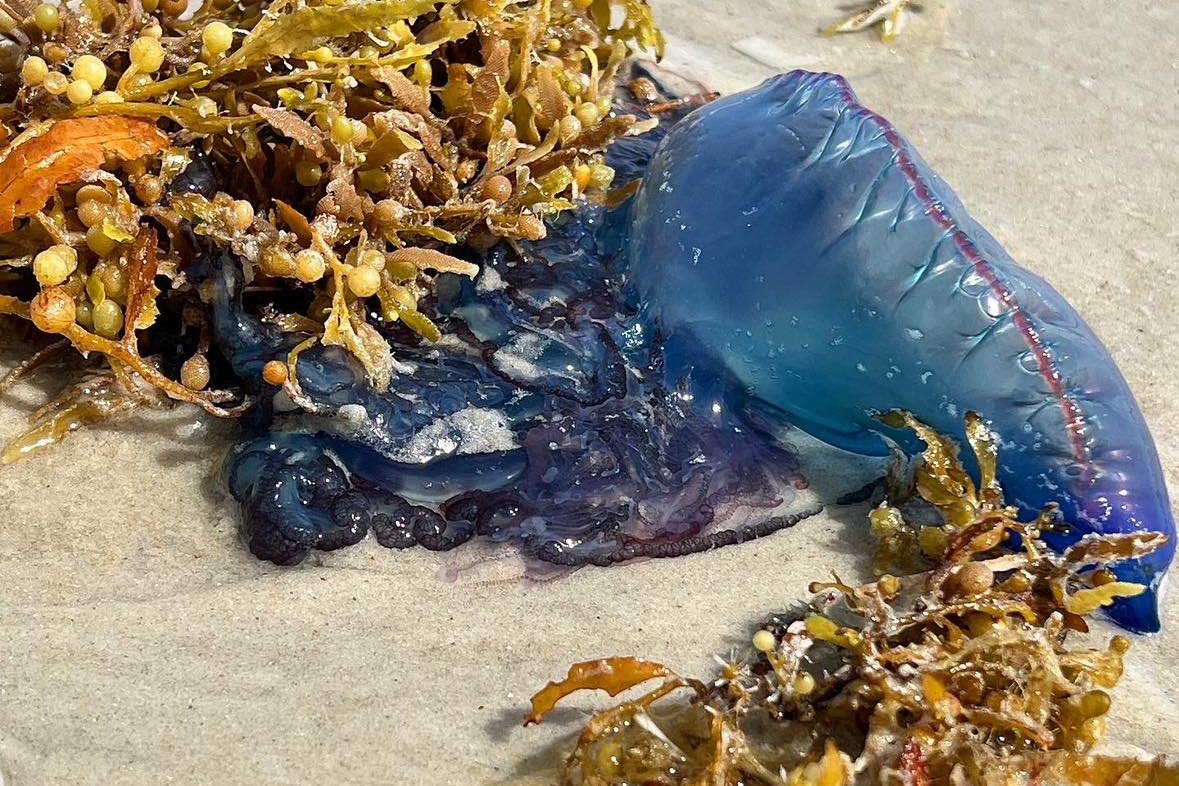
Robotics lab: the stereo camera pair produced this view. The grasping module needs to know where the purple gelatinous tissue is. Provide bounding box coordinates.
[218,69,1173,632]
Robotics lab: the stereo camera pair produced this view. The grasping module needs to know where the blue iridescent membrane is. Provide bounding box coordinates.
[214,69,1174,632]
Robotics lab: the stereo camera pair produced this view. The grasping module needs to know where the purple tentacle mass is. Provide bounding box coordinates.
[216,72,817,575]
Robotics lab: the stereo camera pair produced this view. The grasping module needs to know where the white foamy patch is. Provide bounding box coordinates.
[337,404,369,423]
[390,356,418,375]
[388,407,518,464]
[494,332,549,384]
[477,266,507,293]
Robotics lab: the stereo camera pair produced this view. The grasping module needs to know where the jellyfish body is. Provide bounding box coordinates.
[626,71,1174,631]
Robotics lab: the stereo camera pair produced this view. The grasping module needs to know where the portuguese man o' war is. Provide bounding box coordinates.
[214,68,1173,632]
[628,71,1174,631]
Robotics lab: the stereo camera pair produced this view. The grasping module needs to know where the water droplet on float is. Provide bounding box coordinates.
[856,363,867,373]
[920,371,933,384]
[906,327,924,340]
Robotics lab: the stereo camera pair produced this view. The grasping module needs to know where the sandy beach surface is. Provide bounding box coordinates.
[2,1,1178,784]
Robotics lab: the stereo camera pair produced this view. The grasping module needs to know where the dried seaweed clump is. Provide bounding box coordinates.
[0,0,662,459]
[526,412,1176,785]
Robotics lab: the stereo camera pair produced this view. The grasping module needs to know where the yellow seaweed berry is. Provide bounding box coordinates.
[330,114,355,145]
[29,287,75,334]
[295,161,322,187]
[189,96,218,118]
[32,244,78,286]
[303,46,333,64]
[100,265,126,299]
[262,360,288,386]
[92,298,123,339]
[918,525,948,558]
[516,214,545,240]
[129,36,165,73]
[751,629,776,653]
[85,224,117,256]
[946,562,994,598]
[20,55,48,87]
[123,72,153,91]
[573,101,599,128]
[276,87,301,107]
[558,114,582,145]
[229,200,254,232]
[480,174,512,204]
[293,249,325,283]
[134,175,164,205]
[413,59,431,86]
[260,247,296,278]
[94,91,123,104]
[77,184,113,208]
[180,354,211,391]
[76,198,108,227]
[201,21,233,56]
[33,3,59,33]
[66,78,93,105]
[74,300,93,329]
[42,42,66,64]
[71,55,106,90]
[346,265,381,298]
